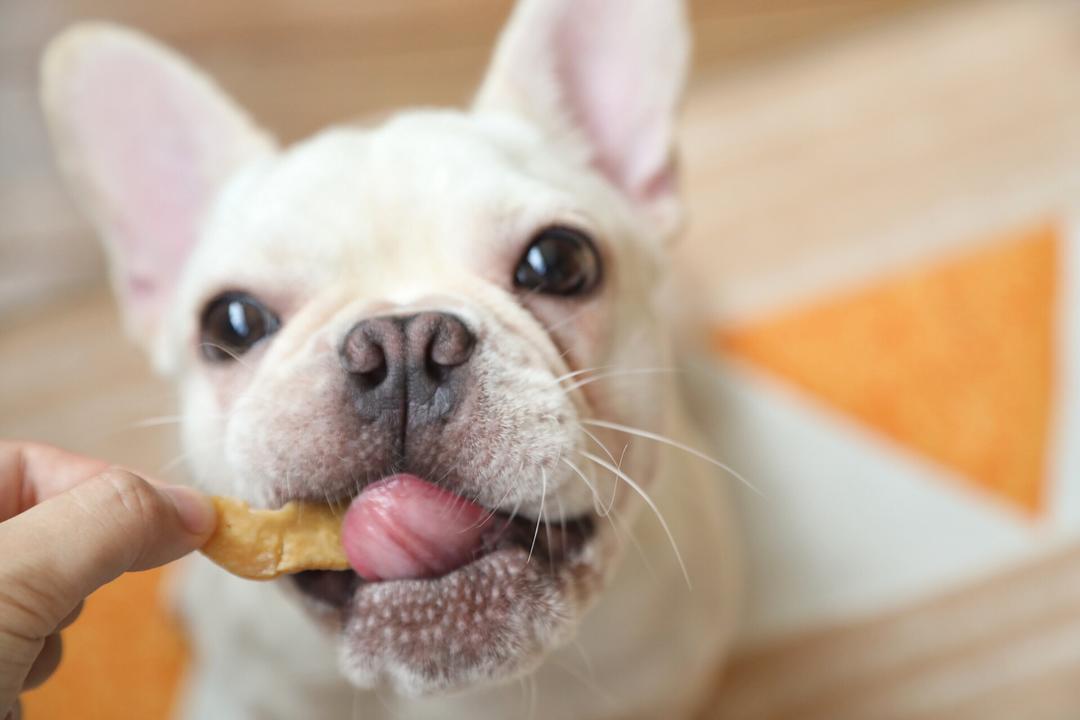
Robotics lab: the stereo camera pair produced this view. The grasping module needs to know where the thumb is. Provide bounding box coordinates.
[0,468,215,651]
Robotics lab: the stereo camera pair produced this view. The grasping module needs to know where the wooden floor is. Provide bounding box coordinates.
[7,0,1080,718]
[707,540,1080,720]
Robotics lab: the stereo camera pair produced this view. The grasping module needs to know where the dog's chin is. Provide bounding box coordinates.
[281,501,608,695]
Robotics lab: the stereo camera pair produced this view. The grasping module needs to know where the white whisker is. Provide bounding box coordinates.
[561,456,614,517]
[466,477,517,532]
[542,305,591,334]
[611,509,658,582]
[611,441,631,509]
[553,365,615,384]
[503,495,524,529]
[578,426,623,513]
[579,426,617,466]
[544,479,557,573]
[563,367,677,393]
[571,639,596,679]
[560,458,655,574]
[580,450,691,589]
[156,447,204,479]
[198,342,253,369]
[527,469,547,565]
[554,492,568,563]
[283,467,294,509]
[126,415,186,429]
[582,419,762,496]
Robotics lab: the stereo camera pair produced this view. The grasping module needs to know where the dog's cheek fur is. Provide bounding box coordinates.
[225,354,397,507]
[179,375,238,496]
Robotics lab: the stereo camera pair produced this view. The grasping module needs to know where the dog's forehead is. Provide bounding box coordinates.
[182,110,604,306]
[175,108,668,346]
[220,112,567,248]
[185,111,592,300]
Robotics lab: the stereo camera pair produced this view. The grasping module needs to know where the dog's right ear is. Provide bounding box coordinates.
[474,0,690,238]
[41,23,275,352]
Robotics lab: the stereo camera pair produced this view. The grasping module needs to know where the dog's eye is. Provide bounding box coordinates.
[200,293,279,362]
[514,226,601,296]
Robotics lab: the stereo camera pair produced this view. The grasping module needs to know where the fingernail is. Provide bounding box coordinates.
[161,485,216,536]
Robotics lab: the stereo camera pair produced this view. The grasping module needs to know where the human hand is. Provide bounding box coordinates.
[0,441,216,720]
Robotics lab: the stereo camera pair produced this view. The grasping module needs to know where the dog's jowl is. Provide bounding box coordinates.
[41,0,740,717]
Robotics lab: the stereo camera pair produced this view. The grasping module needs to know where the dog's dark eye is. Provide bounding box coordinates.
[199,293,279,362]
[514,226,601,296]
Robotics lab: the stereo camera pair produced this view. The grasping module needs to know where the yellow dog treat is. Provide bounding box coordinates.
[201,496,349,580]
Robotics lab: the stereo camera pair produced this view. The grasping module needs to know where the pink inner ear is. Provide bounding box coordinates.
[68,46,209,315]
[552,2,675,203]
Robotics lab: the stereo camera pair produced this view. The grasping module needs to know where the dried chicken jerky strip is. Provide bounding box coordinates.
[201,496,349,580]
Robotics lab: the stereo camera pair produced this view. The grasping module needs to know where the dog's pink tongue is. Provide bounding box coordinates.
[341,474,491,581]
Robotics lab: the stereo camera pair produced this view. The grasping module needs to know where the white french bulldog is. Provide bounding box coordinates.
[41,0,741,717]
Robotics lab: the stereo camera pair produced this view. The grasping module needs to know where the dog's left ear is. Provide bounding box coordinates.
[40,23,275,354]
[474,0,690,237]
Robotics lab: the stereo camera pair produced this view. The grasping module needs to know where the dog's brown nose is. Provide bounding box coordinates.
[340,312,475,425]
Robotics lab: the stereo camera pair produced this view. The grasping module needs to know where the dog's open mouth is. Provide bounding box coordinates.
[279,472,605,691]
[289,474,597,614]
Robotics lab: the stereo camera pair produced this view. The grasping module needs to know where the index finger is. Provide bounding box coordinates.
[0,440,110,521]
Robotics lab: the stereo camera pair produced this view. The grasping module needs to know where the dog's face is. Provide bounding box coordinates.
[42,0,690,695]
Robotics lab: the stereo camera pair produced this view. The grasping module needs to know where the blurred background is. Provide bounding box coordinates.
[3,0,1080,718]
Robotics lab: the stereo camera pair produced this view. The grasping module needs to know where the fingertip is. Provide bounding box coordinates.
[159,485,216,538]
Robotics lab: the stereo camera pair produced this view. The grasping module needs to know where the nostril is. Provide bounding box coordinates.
[427,315,475,369]
[353,346,388,389]
[342,333,384,372]
[341,326,390,389]
[424,354,451,385]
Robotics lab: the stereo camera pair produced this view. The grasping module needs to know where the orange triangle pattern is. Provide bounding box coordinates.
[717,223,1057,515]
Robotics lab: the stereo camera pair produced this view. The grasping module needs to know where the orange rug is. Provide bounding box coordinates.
[719,222,1057,516]
[20,567,187,720]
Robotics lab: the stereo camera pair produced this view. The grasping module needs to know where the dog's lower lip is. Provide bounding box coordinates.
[290,510,596,611]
